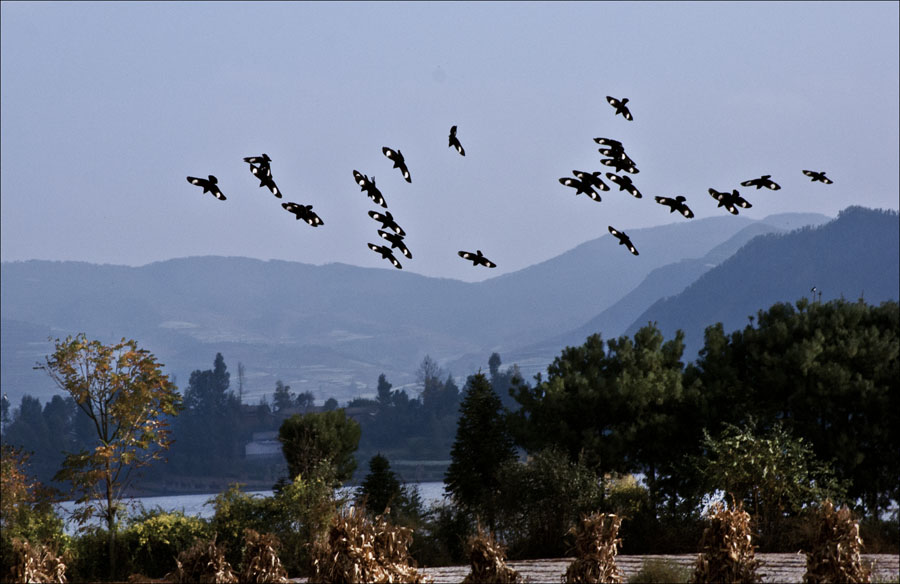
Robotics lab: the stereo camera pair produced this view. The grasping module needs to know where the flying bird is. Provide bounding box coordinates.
[605,173,642,198]
[573,170,610,192]
[654,196,695,219]
[378,230,412,259]
[609,226,639,255]
[281,202,323,227]
[740,175,781,190]
[600,156,639,174]
[593,137,624,149]
[368,210,406,236]
[243,154,272,177]
[353,171,387,208]
[250,164,281,198]
[382,147,411,182]
[606,96,633,121]
[448,125,465,156]
[559,176,603,202]
[186,175,226,200]
[458,249,497,268]
[802,170,833,184]
[709,188,752,215]
[368,243,403,269]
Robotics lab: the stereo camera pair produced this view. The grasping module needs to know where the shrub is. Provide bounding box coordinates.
[628,558,691,583]
[409,500,473,567]
[123,508,210,578]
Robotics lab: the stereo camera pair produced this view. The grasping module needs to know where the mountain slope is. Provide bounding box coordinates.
[623,206,900,360]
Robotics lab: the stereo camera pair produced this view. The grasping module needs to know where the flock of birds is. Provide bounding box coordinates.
[187,96,833,269]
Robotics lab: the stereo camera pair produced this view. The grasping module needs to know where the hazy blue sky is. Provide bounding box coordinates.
[2,1,898,282]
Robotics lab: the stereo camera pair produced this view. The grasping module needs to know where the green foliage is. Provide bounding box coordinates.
[509,325,692,516]
[207,473,340,577]
[696,420,847,548]
[694,298,899,515]
[445,372,517,531]
[279,409,361,485]
[409,501,474,568]
[628,558,691,583]
[495,448,604,558]
[122,508,210,578]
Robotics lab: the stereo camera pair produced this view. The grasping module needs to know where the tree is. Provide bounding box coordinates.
[273,380,295,413]
[295,391,315,412]
[375,374,393,410]
[278,409,361,485]
[323,397,339,411]
[445,372,516,531]
[693,298,899,515]
[696,420,847,545]
[509,325,690,514]
[357,454,403,515]
[37,334,181,577]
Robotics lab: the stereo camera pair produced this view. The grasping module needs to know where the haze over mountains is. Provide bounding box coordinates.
[2,207,897,410]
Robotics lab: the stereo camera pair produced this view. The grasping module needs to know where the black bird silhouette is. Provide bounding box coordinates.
[709,188,752,215]
[573,170,610,192]
[367,210,406,236]
[368,243,403,269]
[802,170,833,184]
[281,202,324,227]
[593,137,624,149]
[605,173,642,198]
[353,171,387,208]
[600,156,639,174]
[243,153,272,177]
[559,176,603,202]
[186,175,226,200]
[249,164,281,198]
[654,196,695,219]
[378,230,412,259]
[606,96,633,121]
[382,147,411,182]
[609,226,639,255]
[740,175,781,190]
[448,125,465,156]
[458,249,497,268]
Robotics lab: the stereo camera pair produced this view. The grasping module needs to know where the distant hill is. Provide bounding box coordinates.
[622,206,900,360]
[0,211,834,409]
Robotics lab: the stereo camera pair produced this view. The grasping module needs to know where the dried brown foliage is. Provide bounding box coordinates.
[563,512,624,584]
[240,529,289,584]
[803,500,871,584]
[6,539,67,583]
[689,501,762,584]
[461,528,522,584]
[166,535,238,583]
[310,505,428,583]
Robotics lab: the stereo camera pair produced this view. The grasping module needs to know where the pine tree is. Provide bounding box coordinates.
[445,372,516,530]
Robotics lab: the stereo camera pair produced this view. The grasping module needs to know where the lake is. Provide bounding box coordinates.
[56,481,448,535]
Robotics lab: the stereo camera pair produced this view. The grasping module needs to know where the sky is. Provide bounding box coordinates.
[2,1,898,283]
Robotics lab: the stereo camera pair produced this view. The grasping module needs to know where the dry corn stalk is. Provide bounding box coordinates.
[689,501,762,584]
[461,528,522,584]
[310,505,429,584]
[166,535,238,583]
[7,538,67,583]
[240,529,290,583]
[803,500,871,584]
[563,512,624,584]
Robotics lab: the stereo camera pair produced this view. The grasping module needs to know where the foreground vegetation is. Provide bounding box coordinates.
[1,297,897,581]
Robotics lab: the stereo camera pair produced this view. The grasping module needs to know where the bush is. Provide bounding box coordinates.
[408,501,473,567]
[122,508,210,578]
[66,527,131,583]
[628,558,691,584]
